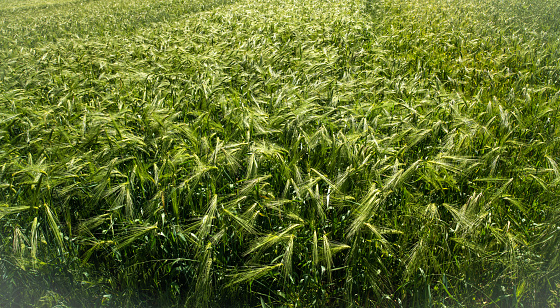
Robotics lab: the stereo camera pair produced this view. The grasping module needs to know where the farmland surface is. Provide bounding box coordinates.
[1,0,560,306]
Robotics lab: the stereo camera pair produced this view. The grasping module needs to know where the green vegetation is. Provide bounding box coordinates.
[1,0,559,306]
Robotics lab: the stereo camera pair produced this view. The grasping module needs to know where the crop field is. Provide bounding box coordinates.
[1,0,560,306]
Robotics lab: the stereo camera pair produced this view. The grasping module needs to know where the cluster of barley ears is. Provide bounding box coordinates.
[1,0,559,306]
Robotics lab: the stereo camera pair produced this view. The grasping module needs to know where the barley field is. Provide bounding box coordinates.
[1,0,559,306]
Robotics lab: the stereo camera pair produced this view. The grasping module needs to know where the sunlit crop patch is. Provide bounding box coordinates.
[1,0,559,306]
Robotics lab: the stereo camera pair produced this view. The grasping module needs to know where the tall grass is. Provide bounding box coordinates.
[1,0,559,306]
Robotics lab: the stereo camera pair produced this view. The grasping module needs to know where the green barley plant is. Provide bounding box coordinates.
[1,0,559,306]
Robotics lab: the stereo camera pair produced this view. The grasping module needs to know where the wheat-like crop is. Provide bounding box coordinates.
[1,0,559,306]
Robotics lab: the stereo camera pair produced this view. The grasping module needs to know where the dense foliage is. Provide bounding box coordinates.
[1,0,559,306]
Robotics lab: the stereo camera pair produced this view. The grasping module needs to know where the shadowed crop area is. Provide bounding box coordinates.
[1,0,559,306]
